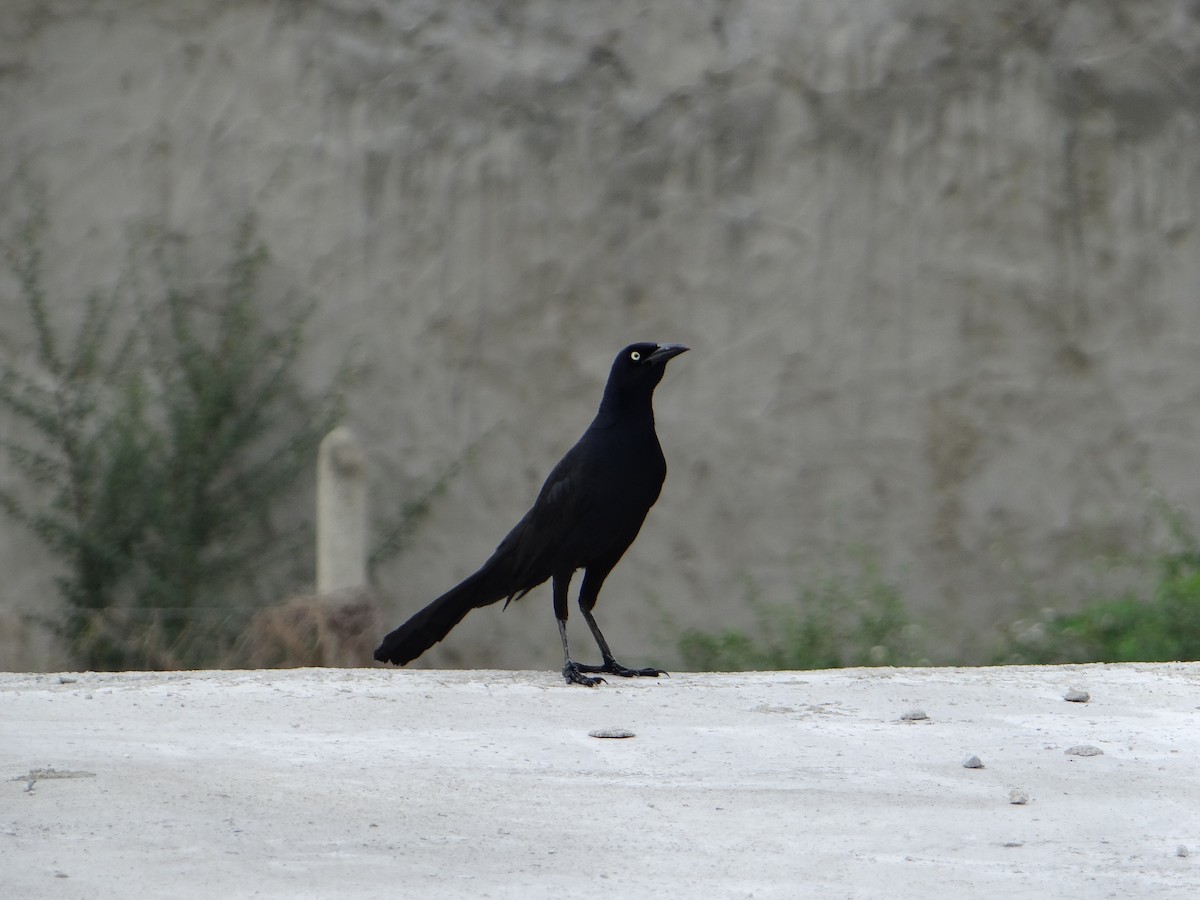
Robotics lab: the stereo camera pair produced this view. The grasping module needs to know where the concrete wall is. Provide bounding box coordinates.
[3,0,1200,670]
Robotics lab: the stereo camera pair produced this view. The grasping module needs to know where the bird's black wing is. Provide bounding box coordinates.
[493,438,599,598]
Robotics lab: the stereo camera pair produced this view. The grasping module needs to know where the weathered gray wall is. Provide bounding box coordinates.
[3,0,1200,670]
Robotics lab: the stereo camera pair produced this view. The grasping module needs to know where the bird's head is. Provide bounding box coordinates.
[602,342,689,404]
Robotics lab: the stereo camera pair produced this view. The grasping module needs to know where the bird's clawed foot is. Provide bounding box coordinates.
[573,659,668,679]
[562,661,607,687]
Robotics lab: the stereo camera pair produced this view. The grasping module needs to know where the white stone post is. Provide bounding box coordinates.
[317,426,367,593]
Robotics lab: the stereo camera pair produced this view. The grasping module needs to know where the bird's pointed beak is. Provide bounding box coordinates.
[648,343,689,365]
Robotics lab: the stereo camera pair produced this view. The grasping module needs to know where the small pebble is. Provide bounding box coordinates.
[1177,845,1189,858]
[900,709,928,722]
[962,754,984,769]
[588,728,635,739]
[1065,744,1103,757]
[1009,789,1029,805]
[1063,689,1090,703]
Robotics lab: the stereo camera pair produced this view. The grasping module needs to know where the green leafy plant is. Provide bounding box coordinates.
[1,199,342,669]
[988,501,1200,672]
[993,536,1200,665]
[677,566,926,671]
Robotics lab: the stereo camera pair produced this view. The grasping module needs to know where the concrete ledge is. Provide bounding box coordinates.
[4,665,1199,898]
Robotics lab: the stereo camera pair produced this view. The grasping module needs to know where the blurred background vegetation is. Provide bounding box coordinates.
[673,521,1200,670]
[3,1,1200,671]
[0,195,344,668]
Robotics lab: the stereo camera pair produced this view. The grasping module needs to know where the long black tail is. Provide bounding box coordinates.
[373,567,506,665]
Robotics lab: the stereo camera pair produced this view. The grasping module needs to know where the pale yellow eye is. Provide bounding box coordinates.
[630,350,641,361]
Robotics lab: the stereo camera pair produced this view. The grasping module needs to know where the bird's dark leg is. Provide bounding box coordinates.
[571,567,667,678]
[559,619,605,686]
[572,608,666,678]
[554,572,604,686]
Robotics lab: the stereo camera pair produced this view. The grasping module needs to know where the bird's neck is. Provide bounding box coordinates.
[594,389,657,431]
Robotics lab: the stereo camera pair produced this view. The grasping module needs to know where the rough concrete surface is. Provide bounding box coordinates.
[3,664,1200,898]
[4,1,1200,669]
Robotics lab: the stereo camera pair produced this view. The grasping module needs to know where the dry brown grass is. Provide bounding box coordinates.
[236,586,382,668]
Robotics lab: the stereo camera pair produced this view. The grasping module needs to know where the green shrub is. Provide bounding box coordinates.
[0,198,342,669]
[677,567,926,671]
[993,547,1200,664]
[677,515,1200,670]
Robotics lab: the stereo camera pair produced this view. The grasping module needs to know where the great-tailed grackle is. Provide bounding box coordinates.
[374,341,688,685]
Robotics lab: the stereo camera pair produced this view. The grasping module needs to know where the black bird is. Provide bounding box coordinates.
[374,341,689,685]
